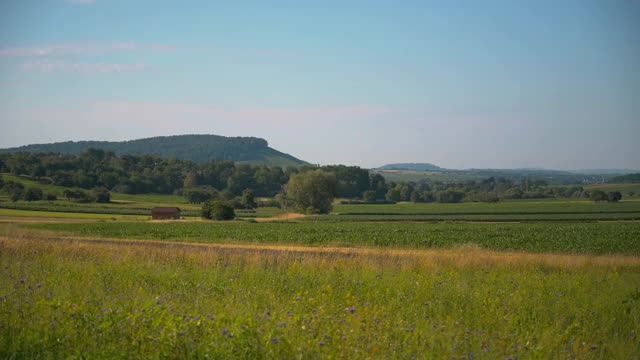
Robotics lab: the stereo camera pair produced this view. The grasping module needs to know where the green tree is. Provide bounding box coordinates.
[590,189,608,202]
[183,187,217,204]
[436,190,465,203]
[607,191,622,203]
[283,170,338,214]
[241,189,257,209]
[385,188,401,202]
[23,187,43,202]
[362,190,377,203]
[201,200,235,220]
[91,187,111,203]
[45,193,58,202]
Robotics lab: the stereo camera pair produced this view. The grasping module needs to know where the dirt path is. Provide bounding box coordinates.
[255,213,306,222]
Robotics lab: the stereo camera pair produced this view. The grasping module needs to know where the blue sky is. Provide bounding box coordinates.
[1,0,638,169]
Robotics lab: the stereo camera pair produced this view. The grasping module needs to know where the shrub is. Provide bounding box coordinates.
[23,187,44,202]
[45,193,58,202]
[201,200,235,220]
[91,187,111,203]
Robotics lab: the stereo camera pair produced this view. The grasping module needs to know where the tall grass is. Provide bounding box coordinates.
[1,237,638,359]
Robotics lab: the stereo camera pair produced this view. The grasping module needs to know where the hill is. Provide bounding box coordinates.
[377,163,445,171]
[0,134,306,167]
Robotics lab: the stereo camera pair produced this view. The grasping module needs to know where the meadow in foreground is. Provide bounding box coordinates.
[1,236,639,359]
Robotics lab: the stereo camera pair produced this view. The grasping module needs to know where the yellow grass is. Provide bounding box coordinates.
[2,230,639,270]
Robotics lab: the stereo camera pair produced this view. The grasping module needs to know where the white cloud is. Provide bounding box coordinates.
[0,42,174,57]
[19,61,148,73]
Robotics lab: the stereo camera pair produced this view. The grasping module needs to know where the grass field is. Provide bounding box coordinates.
[2,178,640,357]
[1,236,638,359]
[24,221,640,255]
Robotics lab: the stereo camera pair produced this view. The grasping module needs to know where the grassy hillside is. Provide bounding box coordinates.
[0,134,306,167]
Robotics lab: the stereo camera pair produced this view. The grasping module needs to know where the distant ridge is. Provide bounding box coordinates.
[377,163,445,171]
[0,134,307,167]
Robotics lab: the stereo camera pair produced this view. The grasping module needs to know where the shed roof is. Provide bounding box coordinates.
[151,207,181,212]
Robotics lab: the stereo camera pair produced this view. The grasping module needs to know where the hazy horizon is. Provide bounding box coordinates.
[1,1,639,169]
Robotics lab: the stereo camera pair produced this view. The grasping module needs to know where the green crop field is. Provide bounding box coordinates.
[585,183,640,195]
[24,221,640,255]
[1,236,638,359]
[333,199,640,215]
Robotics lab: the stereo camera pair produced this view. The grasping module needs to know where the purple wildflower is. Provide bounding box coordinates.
[317,341,325,346]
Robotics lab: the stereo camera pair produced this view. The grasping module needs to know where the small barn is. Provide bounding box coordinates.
[151,207,181,220]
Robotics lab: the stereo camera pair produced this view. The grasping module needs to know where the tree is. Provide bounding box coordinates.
[385,188,401,202]
[590,189,608,202]
[201,200,235,220]
[607,191,622,203]
[421,191,434,203]
[23,187,43,202]
[436,190,465,203]
[241,189,257,209]
[10,187,24,202]
[283,170,338,214]
[183,187,217,204]
[362,190,377,203]
[45,193,58,202]
[63,189,89,202]
[410,190,421,203]
[91,187,111,203]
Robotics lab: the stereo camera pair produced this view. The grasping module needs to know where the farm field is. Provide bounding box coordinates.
[1,235,639,359]
[2,184,640,358]
[22,221,640,255]
[585,183,640,195]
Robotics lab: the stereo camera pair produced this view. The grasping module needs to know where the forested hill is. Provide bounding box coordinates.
[378,163,445,171]
[0,135,306,167]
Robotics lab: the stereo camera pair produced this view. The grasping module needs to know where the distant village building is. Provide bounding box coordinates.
[151,207,181,220]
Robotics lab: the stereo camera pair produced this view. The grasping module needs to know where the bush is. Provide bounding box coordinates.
[63,189,90,203]
[91,187,111,203]
[45,193,58,202]
[23,187,44,202]
[201,200,235,220]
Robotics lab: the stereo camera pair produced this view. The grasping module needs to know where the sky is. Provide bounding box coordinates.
[0,0,639,170]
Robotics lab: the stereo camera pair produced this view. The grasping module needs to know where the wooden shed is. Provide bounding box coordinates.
[151,207,181,220]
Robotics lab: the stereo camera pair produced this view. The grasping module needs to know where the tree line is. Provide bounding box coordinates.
[0,150,625,215]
